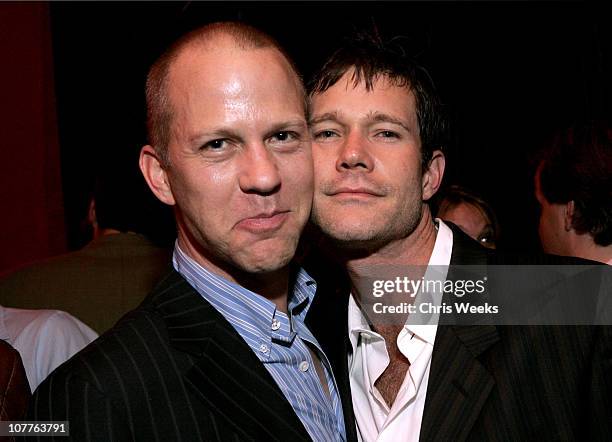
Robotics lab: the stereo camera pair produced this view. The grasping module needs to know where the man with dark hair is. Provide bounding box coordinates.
[535,121,612,265]
[306,33,611,441]
[27,21,349,441]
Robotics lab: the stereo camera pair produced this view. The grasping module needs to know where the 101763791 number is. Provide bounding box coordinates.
[0,421,69,437]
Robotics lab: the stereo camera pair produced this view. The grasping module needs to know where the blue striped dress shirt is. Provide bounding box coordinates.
[173,244,347,441]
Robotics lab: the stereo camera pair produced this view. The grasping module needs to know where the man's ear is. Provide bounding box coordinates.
[139,145,176,206]
[87,198,97,227]
[564,200,575,231]
[422,149,445,201]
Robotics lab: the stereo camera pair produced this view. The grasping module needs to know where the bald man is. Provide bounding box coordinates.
[27,22,349,442]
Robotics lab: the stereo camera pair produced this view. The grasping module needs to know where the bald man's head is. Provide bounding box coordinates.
[145,22,305,166]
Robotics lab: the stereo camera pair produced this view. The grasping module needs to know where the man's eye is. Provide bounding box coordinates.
[478,235,495,247]
[376,130,399,138]
[314,130,338,139]
[202,139,227,150]
[273,131,297,142]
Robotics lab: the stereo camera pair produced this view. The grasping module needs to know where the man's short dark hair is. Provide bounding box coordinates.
[538,120,612,246]
[307,31,447,169]
[146,21,304,167]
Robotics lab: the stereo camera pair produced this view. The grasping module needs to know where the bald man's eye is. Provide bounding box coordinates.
[268,131,302,151]
[272,131,298,142]
[201,139,227,150]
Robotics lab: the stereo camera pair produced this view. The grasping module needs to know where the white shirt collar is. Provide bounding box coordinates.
[348,219,453,349]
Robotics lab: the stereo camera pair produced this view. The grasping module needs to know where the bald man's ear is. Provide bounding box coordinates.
[422,150,445,201]
[139,145,176,206]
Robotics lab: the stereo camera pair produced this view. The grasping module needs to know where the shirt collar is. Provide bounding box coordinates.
[172,242,316,341]
[429,218,453,267]
[347,219,454,350]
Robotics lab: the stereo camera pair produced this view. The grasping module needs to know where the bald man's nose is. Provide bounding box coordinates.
[238,144,282,194]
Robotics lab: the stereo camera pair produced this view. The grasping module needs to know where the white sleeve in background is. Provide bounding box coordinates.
[2,307,98,392]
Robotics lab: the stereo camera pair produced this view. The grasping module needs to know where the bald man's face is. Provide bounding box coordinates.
[141,42,312,278]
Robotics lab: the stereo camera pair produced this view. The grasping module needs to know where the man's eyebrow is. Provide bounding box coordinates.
[309,112,341,126]
[368,112,412,132]
[264,119,308,138]
[187,120,307,145]
[269,119,308,131]
[188,128,240,145]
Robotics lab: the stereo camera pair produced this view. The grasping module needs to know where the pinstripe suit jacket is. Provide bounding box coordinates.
[26,268,336,441]
[306,225,612,441]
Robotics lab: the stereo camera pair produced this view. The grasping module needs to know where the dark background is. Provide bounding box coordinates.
[49,1,611,253]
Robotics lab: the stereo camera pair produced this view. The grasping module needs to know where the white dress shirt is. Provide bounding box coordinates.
[348,220,453,442]
[0,306,98,391]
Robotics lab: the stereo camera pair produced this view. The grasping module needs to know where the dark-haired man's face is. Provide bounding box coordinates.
[309,73,440,248]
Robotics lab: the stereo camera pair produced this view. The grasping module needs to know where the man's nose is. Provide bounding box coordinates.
[238,143,282,195]
[336,131,374,172]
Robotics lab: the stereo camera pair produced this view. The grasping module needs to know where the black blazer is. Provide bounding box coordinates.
[306,225,612,441]
[26,268,353,441]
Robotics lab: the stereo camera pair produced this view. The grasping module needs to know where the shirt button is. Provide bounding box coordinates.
[299,361,309,372]
[259,344,269,354]
[271,319,281,331]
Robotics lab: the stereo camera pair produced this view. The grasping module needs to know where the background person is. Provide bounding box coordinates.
[0,305,97,392]
[435,184,500,249]
[534,120,612,265]
[0,339,30,422]
[0,167,172,334]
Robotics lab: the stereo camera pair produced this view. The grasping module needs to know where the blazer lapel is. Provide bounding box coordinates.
[150,271,311,441]
[419,325,498,441]
[420,225,500,441]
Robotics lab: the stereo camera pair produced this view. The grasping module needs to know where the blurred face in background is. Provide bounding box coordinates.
[437,202,496,249]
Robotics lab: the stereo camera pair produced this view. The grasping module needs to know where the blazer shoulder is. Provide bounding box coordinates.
[39,306,170,391]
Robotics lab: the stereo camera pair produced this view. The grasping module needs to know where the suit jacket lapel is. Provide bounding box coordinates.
[419,325,498,441]
[420,225,500,441]
[150,271,311,441]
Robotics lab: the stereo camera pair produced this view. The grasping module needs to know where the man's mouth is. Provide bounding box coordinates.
[327,187,384,199]
[236,211,290,233]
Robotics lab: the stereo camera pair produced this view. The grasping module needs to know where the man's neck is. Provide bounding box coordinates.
[176,236,290,313]
[340,210,438,333]
[93,227,122,239]
[344,211,439,409]
[570,237,612,265]
[344,211,438,283]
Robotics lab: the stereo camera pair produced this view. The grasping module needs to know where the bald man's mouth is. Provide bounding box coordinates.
[236,210,290,233]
